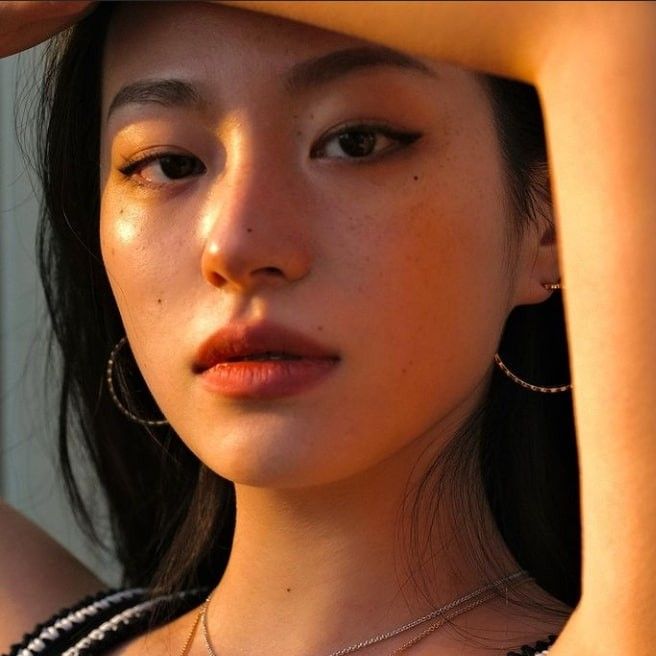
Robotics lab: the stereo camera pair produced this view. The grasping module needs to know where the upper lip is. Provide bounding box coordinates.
[192,321,340,372]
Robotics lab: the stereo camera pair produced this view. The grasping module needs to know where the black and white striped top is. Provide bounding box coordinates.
[4,588,557,656]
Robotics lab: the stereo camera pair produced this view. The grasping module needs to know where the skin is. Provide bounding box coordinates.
[100,2,557,491]
[0,501,103,645]
[218,5,656,654]
[98,3,562,655]
[1,2,655,655]
[0,1,94,58]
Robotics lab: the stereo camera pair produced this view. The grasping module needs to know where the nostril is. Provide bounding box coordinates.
[206,270,226,287]
[258,266,285,277]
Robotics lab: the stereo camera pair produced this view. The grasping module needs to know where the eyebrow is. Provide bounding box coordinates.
[106,46,436,120]
[284,45,437,93]
[107,78,202,120]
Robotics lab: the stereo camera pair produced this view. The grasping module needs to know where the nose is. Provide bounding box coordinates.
[200,156,312,293]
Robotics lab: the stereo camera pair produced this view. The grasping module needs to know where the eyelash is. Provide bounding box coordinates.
[118,151,206,188]
[310,122,422,159]
[117,123,422,188]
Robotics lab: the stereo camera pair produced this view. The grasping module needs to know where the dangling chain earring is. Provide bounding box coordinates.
[494,281,572,394]
[106,336,169,426]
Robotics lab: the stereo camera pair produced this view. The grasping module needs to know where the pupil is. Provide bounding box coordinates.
[160,155,197,179]
[338,131,375,157]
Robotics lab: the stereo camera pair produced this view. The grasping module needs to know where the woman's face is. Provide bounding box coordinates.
[100,2,552,488]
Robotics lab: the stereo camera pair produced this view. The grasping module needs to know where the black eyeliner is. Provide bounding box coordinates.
[118,152,164,177]
[310,123,422,159]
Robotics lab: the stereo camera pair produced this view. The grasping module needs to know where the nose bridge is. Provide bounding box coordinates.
[200,126,311,290]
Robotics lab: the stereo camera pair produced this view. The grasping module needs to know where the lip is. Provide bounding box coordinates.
[192,321,340,400]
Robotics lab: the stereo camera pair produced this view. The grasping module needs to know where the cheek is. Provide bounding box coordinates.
[99,201,201,417]
[99,193,186,343]
[326,163,508,340]
[321,115,509,324]
[320,167,509,437]
[101,204,150,313]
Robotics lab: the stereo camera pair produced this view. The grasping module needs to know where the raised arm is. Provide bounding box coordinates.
[0,1,94,58]
[0,4,103,648]
[0,500,104,653]
[2,2,655,653]
[222,3,656,654]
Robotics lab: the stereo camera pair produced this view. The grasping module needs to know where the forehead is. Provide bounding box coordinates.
[106,1,357,52]
[104,2,370,91]
[102,2,476,113]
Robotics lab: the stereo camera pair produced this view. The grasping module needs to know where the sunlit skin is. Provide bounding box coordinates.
[99,2,564,655]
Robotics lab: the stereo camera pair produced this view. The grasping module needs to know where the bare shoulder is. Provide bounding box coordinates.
[0,499,106,653]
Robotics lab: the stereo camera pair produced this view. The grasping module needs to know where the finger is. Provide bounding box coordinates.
[0,1,94,23]
[0,1,96,58]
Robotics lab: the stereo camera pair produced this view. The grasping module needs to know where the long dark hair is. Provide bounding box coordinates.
[31,2,579,613]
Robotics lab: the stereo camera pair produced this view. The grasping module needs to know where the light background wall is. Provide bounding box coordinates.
[0,49,119,586]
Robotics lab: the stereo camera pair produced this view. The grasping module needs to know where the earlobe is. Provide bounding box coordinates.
[512,219,561,307]
[508,160,562,306]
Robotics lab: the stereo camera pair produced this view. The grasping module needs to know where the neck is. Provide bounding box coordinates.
[209,422,524,656]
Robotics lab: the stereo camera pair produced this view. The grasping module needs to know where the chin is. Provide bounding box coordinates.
[177,419,357,490]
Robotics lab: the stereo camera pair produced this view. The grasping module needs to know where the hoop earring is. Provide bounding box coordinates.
[493,354,572,393]
[493,280,572,394]
[106,336,169,426]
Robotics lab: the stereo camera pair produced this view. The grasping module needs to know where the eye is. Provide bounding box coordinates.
[119,152,206,186]
[311,124,421,160]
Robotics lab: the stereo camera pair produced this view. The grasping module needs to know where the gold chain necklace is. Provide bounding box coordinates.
[178,570,528,656]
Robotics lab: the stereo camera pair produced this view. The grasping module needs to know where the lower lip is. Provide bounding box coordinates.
[198,358,339,399]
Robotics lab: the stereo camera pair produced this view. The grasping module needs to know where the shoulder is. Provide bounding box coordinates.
[0,500,106,654]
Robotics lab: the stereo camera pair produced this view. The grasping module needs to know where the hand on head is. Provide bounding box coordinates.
[0,1,95,58]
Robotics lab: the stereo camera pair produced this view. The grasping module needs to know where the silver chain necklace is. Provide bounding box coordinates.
[198,569,529,656]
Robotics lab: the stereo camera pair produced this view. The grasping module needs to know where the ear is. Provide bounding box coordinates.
[510,174,560,307]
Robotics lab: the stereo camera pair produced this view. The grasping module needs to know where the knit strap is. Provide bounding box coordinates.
[4,588,144,656]
[506,634,558,656]
[3,588,207,656]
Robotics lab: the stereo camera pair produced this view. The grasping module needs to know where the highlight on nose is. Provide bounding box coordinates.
[200,226,311,291]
